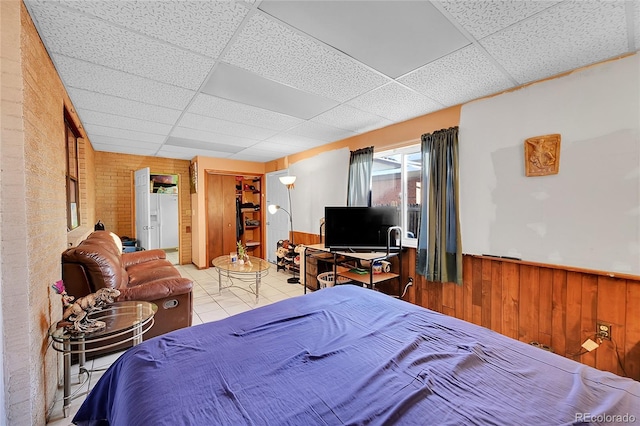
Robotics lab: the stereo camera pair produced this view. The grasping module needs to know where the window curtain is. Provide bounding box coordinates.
[416,127,462,284]
[347,146,374,207]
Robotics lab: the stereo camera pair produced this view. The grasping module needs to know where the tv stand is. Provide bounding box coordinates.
[303,227,413,299]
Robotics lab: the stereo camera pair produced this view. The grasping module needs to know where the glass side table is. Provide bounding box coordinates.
[212,255,270,303]
[49,301,157,417]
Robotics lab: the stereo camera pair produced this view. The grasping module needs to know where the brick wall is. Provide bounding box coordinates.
[0,3,96,423]
[95,152,192,264]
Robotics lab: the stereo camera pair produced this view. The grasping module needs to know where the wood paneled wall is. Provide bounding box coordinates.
[294,230,640,381]
[403,251,640,380]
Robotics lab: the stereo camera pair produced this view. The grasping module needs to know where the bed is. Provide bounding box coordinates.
[74,285,640,425]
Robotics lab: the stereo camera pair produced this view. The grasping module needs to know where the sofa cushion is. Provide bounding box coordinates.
[126,260,181,287]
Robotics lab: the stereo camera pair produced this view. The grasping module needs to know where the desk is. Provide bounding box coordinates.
[212,255,270,303]
[50,301,157,417]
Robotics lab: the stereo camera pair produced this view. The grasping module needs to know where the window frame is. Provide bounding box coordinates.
[372,143,422,247]
[65,113,81,230]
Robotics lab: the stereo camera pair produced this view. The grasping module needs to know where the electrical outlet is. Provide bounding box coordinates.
[596,322,611,340]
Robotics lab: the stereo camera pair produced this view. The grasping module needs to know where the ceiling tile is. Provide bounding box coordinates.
[188,93,304,131]
[398,45,514,106]
[259,1,470,78]
[92,143,160,156]
[27,1,214,90]
[67,88,182,125]
[83,123,167,144]
[158,145,234,160]
[78,110,173,136]
[229,148,290,162]
[481,1,630,84]
[89,135,163,151]
[57,0,249,59]
[177,113,278,140]
[249,140,302,154]
[164,137,244,153]
[265,133,329,149]
[312,105,394,134]
[54,56,195,110]
[223,12,390,102]
[203,63,338,119]
[439,0,562,40]
[346,83,445,122]
[285,121,356,143]
[170,127,257,148]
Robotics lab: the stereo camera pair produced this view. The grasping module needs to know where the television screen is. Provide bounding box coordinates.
[324,206,399,251]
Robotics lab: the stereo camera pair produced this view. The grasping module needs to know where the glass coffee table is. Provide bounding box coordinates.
[212,255,270,303]
[49,301,157,417]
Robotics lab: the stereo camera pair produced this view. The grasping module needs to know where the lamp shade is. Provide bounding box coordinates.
[279,176,296,186]
[268,204,279,215]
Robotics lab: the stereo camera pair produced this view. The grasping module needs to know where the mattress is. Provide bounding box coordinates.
[74,285,640,425]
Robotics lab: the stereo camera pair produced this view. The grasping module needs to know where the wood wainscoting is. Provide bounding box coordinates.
[294,230,640,381]
[402,250,640,381]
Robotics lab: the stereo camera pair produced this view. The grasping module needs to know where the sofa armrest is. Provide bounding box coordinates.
[117,277,193,302]
[122,249,167,268]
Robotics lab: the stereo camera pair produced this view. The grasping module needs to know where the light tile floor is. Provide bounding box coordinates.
[46,262,305,425]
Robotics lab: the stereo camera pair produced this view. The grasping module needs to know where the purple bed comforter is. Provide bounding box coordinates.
[74,285,640,425]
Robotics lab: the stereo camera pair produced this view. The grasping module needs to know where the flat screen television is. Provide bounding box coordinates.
[324,206,400,251]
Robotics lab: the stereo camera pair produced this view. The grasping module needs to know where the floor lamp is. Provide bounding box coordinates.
[268,175,299,284]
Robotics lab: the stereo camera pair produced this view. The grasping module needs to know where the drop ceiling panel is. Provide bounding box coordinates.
[158,145,235,160]
[22,0,639,161]
[58,0,249,59]
[164,137,244,153]
[78,110,173,136]
[89,135,163,151]
[312,105,394,134]
[203,63,338,119]
[259,1,470,78]
[27,1,214,90]
[347,83,445,122]
[170,127,257,148]
[439,0,562,40]
[223,12,390,102]
[481,1,630,84]
[188,93,304,131]
[285,121,356,142]
[82,123,166,144]
[399,45,514,107]
[265,133,330,149]
[178,113,278,141]
[92,143,160,156]
[68,89,182,125]
[54,56,195,110]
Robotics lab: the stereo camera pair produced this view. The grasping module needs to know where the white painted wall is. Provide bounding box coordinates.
[459,54,640,275]
[289,147,350,234]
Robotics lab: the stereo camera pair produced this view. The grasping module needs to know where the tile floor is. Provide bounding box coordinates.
[46,261,305,425]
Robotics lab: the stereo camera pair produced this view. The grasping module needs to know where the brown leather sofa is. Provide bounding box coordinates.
[61,231,193,343]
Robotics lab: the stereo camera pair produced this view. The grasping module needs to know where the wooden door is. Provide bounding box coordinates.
[206,173,237,266]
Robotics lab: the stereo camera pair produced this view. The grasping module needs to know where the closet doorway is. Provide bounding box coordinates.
[206,172,263,268]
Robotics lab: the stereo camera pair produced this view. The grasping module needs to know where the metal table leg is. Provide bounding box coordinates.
[63,339,71,418]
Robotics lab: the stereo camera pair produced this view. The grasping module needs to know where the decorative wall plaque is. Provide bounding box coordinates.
[189,162,198,193]
[524,134,561,177]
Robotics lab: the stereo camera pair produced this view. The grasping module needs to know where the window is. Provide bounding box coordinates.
[371,144,422,242]
[65,116,80,230]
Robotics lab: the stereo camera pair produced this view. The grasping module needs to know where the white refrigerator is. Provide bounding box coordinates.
[149,193,179,249]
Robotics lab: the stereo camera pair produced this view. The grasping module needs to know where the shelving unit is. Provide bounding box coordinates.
[303,227,413,299]
[276,240,300,282]
[236,176,262,258]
